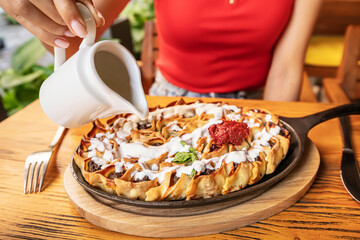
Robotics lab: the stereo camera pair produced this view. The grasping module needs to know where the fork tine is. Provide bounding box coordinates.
[38,160,49,192]
[33,162,42,193]
[28,162,37,193]
[24,126,66,194]
[24,162,31,194]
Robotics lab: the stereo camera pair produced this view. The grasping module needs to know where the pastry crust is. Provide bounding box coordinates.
[74,99,290,201]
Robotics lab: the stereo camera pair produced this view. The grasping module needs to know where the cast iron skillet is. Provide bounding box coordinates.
[70,103,360,216]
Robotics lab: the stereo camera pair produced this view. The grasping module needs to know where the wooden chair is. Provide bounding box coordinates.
[300,72,317,102]
[322,25,360,103]
[110,17,135,56]
[305,0,360,79]
[140,20,158,94]
[140,20,316,102]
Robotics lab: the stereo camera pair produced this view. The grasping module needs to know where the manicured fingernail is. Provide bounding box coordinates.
[64,29,76,37]
[70,20,87,38]
[97,10,105,26]
[54,38,69,48]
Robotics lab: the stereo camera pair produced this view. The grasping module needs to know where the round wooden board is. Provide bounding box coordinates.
[64,140,320,238]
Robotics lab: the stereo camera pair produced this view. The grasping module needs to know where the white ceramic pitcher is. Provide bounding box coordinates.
[39,3,149,128]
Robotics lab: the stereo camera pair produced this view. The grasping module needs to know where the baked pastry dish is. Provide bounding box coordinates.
[74,99,290,201]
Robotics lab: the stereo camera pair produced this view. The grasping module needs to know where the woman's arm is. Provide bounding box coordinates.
[263,0,323,101]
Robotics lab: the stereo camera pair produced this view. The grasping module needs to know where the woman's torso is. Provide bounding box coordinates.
[155,0,294,93]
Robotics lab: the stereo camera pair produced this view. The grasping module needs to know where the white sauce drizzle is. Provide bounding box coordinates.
[119,137,190,164]
[226,113,242,121]
[265,114,272,122]
[168,121,183,132]
[151,164,159,171]
[85,103,285,182]
[102,149,114,162]
[243,117,261,128]
[181,118,223,147]
[92,157,107,170]
[114,162,123,173]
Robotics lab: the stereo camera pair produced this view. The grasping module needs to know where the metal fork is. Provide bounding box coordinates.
[24,126,67,193]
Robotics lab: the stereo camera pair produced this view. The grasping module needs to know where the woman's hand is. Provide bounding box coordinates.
[0,0,105,48]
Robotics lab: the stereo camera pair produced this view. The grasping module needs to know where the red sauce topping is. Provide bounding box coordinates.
[208,121,249,146]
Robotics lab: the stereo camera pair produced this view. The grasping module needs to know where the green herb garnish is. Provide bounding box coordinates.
[190,168,196,178]
[180,140,197,152]
[173,141,198,164]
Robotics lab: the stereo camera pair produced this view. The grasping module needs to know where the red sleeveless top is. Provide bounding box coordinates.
[155,0,294,93]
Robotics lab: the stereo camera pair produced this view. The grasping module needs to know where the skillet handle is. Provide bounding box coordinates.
[281,103,360,134]
[339,116,352,150]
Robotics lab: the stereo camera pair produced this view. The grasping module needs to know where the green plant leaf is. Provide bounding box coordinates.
[0,70,44,89]
[0,36,52,116]
[31,64,54,77]
[11,38,46,73]
[1,89,22,115]
[120,0,155,56]
[16,83,41,105]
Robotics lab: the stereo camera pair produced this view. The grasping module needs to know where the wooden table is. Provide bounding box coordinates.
[1,96,359,239]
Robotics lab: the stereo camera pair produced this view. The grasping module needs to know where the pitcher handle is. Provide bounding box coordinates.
[77,2,96,49]
[54,47,66,71]
[54,3,96,70]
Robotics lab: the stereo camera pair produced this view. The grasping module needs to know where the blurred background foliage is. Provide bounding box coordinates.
[0,0,154,117]
[121,0,155,56]
[2,12,18,25]
[0,38,53,116]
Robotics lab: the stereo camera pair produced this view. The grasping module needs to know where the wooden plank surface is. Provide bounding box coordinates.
[0,96,359,239]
